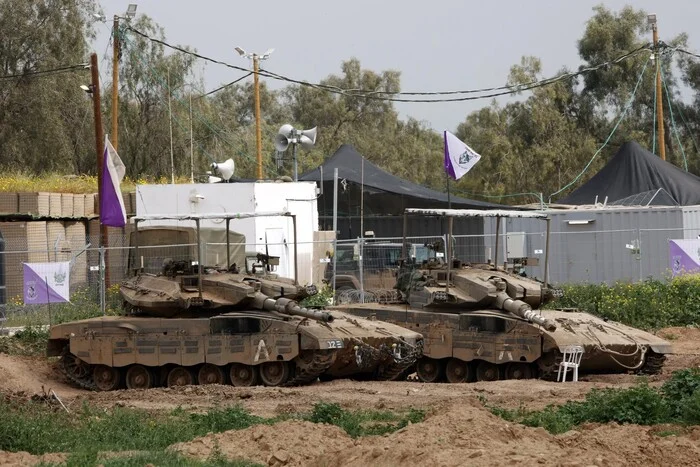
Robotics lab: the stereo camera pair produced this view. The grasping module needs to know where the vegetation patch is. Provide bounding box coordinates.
[0,398,422,464]
[484,369,700,434]
[549,275,700,330]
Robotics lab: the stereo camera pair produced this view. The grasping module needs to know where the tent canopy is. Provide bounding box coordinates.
[559,141,700,206]
[300,144,501,209]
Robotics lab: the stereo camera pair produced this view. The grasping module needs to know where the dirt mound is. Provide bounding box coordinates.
[170,420,354,466]
[0,450,66,466]
[0,354,79,398]
[312,401,700,467]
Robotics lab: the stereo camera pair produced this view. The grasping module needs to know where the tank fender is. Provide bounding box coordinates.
[649,343,673,354]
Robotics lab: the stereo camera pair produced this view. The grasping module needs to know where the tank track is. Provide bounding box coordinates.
[283,351,335,386]
[59,348,97,391]
[376,340,423,381]
[637,352,666,375]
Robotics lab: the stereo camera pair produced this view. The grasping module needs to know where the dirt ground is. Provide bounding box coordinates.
[1,326,699,466]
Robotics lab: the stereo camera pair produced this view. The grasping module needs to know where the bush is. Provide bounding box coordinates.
[307,402,424,438]
[548,274,700,330]
[487,369,700,433]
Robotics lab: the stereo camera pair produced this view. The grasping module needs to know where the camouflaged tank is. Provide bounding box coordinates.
[331,208,672,383]
[47,213,422,391]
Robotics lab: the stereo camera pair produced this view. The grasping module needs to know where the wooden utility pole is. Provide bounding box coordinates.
[253,54,263,180]
[112,15,120,150]
[90,53,110,284]
[651,15,665,160]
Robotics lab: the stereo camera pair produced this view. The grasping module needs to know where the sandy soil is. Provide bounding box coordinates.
[1,326,699,466]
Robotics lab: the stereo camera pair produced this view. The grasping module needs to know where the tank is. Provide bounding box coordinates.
[330,208,672,383]
[47,212,422,390]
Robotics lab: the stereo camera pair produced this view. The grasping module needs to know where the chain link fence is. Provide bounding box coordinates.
[1,226,698,329]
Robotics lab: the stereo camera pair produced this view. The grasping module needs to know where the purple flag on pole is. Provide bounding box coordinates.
[444,130,481,180]
[23,262,70,304]
[669,239,700,277]
[100,135,127,227]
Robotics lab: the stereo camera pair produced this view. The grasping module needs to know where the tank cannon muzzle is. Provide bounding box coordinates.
[496,292,557,331]
[253,293,335,323]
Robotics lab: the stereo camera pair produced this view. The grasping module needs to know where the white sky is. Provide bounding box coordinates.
[92,0,700,132]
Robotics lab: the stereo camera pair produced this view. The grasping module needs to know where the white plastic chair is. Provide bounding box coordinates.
[557,345,584,382]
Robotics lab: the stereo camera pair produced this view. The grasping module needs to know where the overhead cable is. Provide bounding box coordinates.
[124,25,652,103]
[0,63,89,80]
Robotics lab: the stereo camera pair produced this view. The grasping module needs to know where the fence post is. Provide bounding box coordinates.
[358,237,365,303]
[638,227,643,282]
[99,246,106,315]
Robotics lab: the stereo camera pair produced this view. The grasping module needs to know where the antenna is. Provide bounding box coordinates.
[274,124,317,181]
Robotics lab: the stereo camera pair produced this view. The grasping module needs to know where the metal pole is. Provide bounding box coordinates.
[494,216,501,269]
[332,169,338,296]
[293,142,298,182]
[401,211,408,260]
[292,214,298,285]
[446,216,453,293]
[195,219,202,299]
[112,16,119,151]
[652,19,666,160]
[189,93,194,183]
[359,157,364,302]
[253,55,263,180]
[90,53,110,286]
[133,219,140,273]
[167,68,175,183]
[98,247,105,315]
[226,218,231,270]
[544,218,551,289]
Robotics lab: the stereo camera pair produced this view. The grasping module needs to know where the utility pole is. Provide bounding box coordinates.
[649,14,665,160]
[112,15,119,151]
[90,53,110,285]
[235,47,273,180]
[253,54,263,180]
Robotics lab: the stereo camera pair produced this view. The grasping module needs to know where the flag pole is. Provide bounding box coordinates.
[446,173,452,209]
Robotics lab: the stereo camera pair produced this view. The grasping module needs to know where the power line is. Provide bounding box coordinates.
[549,57,651,202]
[0,63,89,80]
[124,24,651,103]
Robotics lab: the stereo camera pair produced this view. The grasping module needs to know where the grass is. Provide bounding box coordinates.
[0,173,194,194]
[0,398,423,465]
[483,368,700,434]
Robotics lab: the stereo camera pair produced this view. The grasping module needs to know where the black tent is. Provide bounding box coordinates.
[559,141,700,206]
[299,144,501,243]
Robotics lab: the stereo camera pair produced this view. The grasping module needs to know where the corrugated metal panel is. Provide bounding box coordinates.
[681,206,700,239]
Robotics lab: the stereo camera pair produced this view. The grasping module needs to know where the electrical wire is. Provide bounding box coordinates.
[549,56,651,202]
[0,63,89,80]
[660,64,689,171]
[194,72,253,100]
[124,24,651,103]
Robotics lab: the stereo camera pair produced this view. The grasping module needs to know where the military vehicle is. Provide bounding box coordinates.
[47,212,422,390]
[331,208,672,383]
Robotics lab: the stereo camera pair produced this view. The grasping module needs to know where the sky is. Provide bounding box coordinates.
[92,0,700,133]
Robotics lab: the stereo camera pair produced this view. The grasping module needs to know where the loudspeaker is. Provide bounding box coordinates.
[274,124,294,152]
[210,158,235,181]
[298,127,317,150]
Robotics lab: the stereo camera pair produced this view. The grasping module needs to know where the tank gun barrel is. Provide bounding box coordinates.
[495,292,556,331]
[253,293,334,323]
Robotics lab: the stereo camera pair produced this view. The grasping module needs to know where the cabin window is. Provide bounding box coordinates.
[211,318,261,334]
[459,315,506,333]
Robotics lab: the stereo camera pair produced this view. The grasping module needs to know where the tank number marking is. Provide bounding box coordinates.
[326,339,344,349]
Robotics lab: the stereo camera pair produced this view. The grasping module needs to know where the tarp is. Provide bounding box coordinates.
[299,144,501,209]
[559,141,700,206]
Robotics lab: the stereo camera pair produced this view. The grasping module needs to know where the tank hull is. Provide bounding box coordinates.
[48,310,422,390]
[333,303,671,382]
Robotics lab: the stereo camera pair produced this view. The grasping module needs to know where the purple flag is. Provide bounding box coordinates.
[100,135,127,227]
[669,239,700,277]
[23,262,70,304]
[444,130,481,180]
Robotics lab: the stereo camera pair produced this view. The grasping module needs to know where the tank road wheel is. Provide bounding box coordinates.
[505,363,533,380]
[197,364,225,385]
[93,365,122,391]
[126,365,154,390]
[167,367,195,387]
[259,361,291,387]
[475,362,500,382]
[229,364,260,387]
[416,358,444,383]
[445,358,472,383]
[62,352,90,380]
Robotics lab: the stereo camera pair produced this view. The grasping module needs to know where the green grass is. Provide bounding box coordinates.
[484,368,700,434]
[40,450,262,467]
[0,398,423,465]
